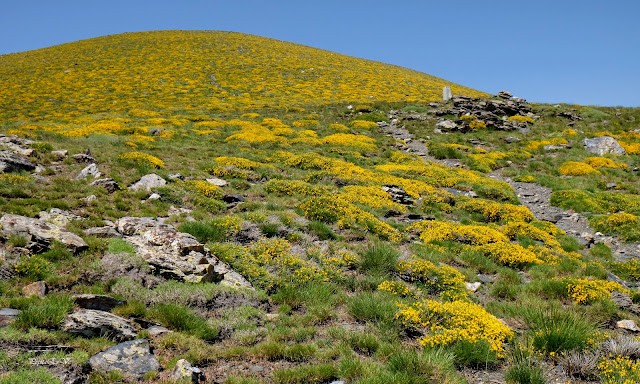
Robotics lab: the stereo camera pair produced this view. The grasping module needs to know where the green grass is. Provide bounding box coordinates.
[14,295,74,330]
[150,304,219,341]
[106,238,136,255]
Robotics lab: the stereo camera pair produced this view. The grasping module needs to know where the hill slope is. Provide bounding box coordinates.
[0,30,485,120]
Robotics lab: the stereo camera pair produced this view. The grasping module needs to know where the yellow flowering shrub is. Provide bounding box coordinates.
[194,121,224,129]
[377,280,421,299]
[563,128,577,136]
[603,212,638,227]
[297,130,318,138]
[468,120,487,129]
[264,179,329,197]
[322,133,377,151]
[477,242,541,267]
[292,120,319,128]
[214,156,268,170]
[619,141,640,154]
[118,151,164,168]
[513,175,536,183]
[564,278,627,304]
[584,157,627,169]
[502,221,563,248]
[0,174,30,184]
[408,220,508,245]
[558,161,600,176]
[339,185,405,211]
[349,120,379,129]
[599,355,640,383]
[507,115,534,124]
[397,258,466,296]
[240,112,260,119]
[526,138,568,150]
[395,300,513,354]
[610,259,640,281]
[328,123,349,132]
[458,198,534,222]
[182,180,222,198]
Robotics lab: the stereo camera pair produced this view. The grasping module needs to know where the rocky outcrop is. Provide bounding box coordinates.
[0,214,88,254]
[128,174,166,192]
[88,339,160,380]
[63,309,138,341]
[75,163,101,180]
[22,281,46,298]
[72,294,124,311]
[0,151,35,173]
[172,359,205,383]
[582,136,626,156]
[90,178,120,193]
[113,217,252,287]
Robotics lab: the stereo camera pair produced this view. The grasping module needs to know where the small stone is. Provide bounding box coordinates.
[75,163,101,180]
[435,120,458,131]
[22,281,46,298]
[0,308,20,319]
[617,320,640,332]
[205,178,228,187]
[147,325,171,337]
[172,359,205,383]
[251,365,265,373]
[128,174,166,192]
[51,150,68,160]
[90,178,120,193]
[466,282,482,292]
[63,309,138,341]
[477,274,494,284]
[83,195,97,204]
[168,173,185,181]
[223,194,244,203]
[148,193,161,200]
[606,183,618,189]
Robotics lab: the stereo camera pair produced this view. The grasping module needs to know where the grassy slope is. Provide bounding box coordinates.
[0,32,639,383]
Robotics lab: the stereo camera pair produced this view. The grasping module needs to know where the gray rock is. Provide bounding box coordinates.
[75,163,101,180]
[0,308,20,319]
[0,151,35,173]
[88,339,160,380]
[435,120,458,131]
[172,359,205,383]
[466,282,482,292]
[85,226,120,238]
[606,183,618,189]
[22,281,46,298]
[611,291,633,309]
[128,174,166,192]
[168,173,185,181]
[72,294,124,311]
[0,214,88,254]
[583,136,626,156]
[51,150,68,160]
[617,319,640,332]
[442,86,452,102]
[147,325,171,337]
[223,194,244,204]
[206,177,228,187]
[90,178,120,193]
[63,309,138,341]
[497,91,513,99]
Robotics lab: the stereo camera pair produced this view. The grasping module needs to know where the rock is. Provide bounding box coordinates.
[72,149,96,163]
[172,359,205,383]
[0,151,36,173]
[22,281,46,298]
[477,274,494,284]
[435,120,458,131]
[147,325,171,337]
[75,163,101,180]
[606,183,618,189]
[39,208,83,227]
[206,178,228,187]
[442,86,452,102]
[147,193,161,200]
[168,173,185,181]
[583,136,626,156]
[617,319,640,332]
[466,282,482,292]
[128,174,166,192]
[223,194,244,204]
[72,294,124,311]
[497,91,513,99]
[88,339,160,380]
[611,291,633,309]
[543,144,567,151]
[381,185,416,205]
[85,226,119,238]
[90,178,120,193]
[83,195,97,204]
[0,214,88,254]
[0,308,20,327]
[445,188,478,198]
[51,150,68,160]
[63,309,138,341]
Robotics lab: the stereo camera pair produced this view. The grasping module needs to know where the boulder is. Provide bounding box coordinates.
[465,282,482,292]
[435,120,458,131]
[128,174,166,192]
[206,178,228,187]
[72,149,95,163]
[72,294,124,311]
[84,226,120,238]
[22,281,46,298]
[88,339,160,380]
[75,163,101,180]
[89,178,120,193]
[381,185,416,205]
[497,91,513,99]
[0,308,19,327]
[63,309,138,341]
[0,151,35,173]
[617,319,640,333]
[51,150,68,160]
[223,194,244,204]
[172,359,205,383]
[583,136,626,156]
[0,214,88,254]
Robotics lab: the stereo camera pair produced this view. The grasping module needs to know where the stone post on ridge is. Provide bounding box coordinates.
[443,86,452,101]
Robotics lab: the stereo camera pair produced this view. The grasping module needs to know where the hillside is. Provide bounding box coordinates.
[0,32,640,384]
[0,30,485,121]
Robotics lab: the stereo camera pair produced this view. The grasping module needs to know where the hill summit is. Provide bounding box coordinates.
[0,30,485,120]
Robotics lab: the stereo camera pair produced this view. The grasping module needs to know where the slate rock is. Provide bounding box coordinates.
[84,226,120,238]
[617,319,640,332]
[88,339,160,380]
[0,151,35,173]
[0,214,88,254]
[172,359,205,383]
[75,163,101,180]
[497,90,513,99]
[22,281,46,298]
[72,294,124,311]
[128,174,166,192]
[583,136,626,156]
[223,194,244,203]
[90,178,120,193]
[63,309,138,341]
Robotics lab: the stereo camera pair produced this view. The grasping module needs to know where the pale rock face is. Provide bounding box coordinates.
[0,214,88,254]
[88,339,160,380]
[582,136,626,156]
[76,163,101,180]
[63,309,138,341]
[128,173,166,191]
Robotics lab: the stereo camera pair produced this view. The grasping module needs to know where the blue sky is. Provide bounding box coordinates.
[1,0,638,107]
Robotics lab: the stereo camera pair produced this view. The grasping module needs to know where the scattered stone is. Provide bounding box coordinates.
[543,144,567,151]
[611,291,633,309]
[22,281,46,298]
[0,214,88,254]
[84,226,120,239]
[206,177,228,187]
[147,193,161,200]
[72,294,124,311]
[63,309,138,341]
[72,149,95,163]
[497,90,513,99]
[172,359,205,383]
[38,208,83,227]
[0,308,20,327]
[477,274,494,284]
[128,174,166,192]
[606,183,618,189]
[617,320,640,333]
[442,86,452,101]
[88,339,160,380]
[445,188,478,198]
[51,150,68,160]
[0,151,36,173]
[168,173,185,181]
[466,282,482,292]
[381,185,416,205]
[75,163,101,180]
[223,194,244,204]
[90,178,120,193]
[147,325,171,337]
[583,136,626,156]
[83,195,97,204]
[435,120,458,131]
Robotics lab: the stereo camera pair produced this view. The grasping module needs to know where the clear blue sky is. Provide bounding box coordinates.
[2,0,638,107]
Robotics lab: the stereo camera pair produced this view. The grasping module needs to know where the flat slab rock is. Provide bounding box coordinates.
[0,214,87,254]
[114,217,252,287]
[63,309,138,341]
[89,339,160,380]
[0,150,35,173]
